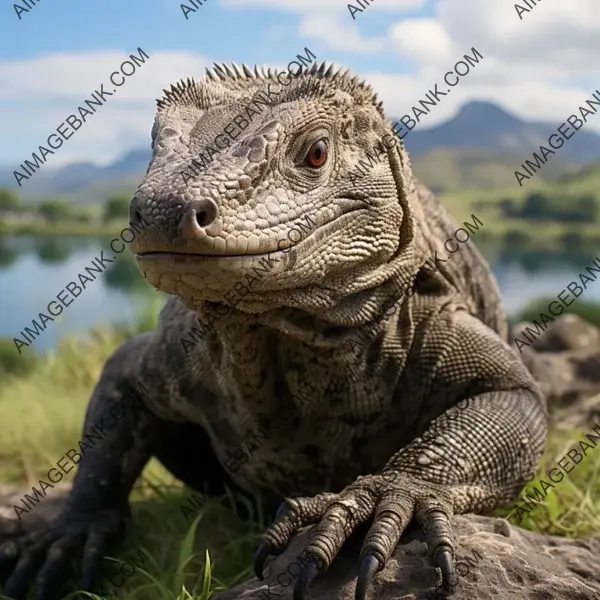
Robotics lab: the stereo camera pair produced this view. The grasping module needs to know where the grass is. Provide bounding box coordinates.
[497,430,600,539]
[0,307,266,599]
[411,147,574,193]
[0,313,599,598]
[514,297,600,329]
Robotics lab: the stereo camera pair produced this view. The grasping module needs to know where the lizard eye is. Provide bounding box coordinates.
[305,140,328,168]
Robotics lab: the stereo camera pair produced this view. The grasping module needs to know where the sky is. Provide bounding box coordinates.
[1,0,599,169]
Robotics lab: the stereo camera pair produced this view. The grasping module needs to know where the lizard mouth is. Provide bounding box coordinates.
[134,202,373,301]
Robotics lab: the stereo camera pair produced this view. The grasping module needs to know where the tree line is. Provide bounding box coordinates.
[0,189,131,223]
[498,192,598,223]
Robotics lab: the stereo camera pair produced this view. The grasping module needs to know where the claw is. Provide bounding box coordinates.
[275,500,289,520]
[254,542,274,580]
[436,548,457,592]
[293,556,319,600]
[82,530,112,590]
[253,500,293,580]
[254,538,289,580]
[355,554,380,600]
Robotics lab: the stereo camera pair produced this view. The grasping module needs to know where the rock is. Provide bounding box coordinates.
[524,352,600,404]
[510,321,537,352]
[511,314,600,354]
[511,314,600,429]
[512,315,600,430]
[215,515,600,600]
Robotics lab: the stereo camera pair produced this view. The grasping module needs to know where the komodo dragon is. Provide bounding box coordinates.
[0,61,548,600]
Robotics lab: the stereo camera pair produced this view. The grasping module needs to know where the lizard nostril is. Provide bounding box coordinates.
[129,204,145,229]
[192,199,218,228]
[196,211,207,227]
[179,199,219,239]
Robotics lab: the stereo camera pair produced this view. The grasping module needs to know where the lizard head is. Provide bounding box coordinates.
[130,61,420,317]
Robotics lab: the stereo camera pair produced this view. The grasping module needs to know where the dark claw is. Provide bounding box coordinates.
[0,542,18,563]
[254,542,274,580]
[254,532,290,580]
[34,551,74,600]
[253,500,291,580]
[436,548,457,592]
[275,500,289,520]
[82,534,111,590]
[355,554,380,600]
[293,556,319,600]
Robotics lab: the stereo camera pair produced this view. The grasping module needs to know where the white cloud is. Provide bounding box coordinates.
[382,0,600,130]
[298,12,387,54]
[390,18,454,65]
[0,50,211,166]
[0,50,210,101]
[363,73,598,129]
[438,0,600,77]
[221,0,425,55]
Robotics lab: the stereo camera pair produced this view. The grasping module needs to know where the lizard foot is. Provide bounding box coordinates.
[254,473,458,600]
[0,506,128,600]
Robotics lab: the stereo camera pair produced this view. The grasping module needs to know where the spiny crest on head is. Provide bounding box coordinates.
[156,77,204,109]
[155,61,384,117]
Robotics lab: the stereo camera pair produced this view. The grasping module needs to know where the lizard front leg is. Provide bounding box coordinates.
[254,311,548,600]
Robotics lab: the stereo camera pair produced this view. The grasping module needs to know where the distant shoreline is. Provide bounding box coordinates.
[0,221,125,237]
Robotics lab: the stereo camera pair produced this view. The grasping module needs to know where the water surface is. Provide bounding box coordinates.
[0,235,598,355]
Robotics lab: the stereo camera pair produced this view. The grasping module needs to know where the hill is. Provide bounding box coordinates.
[1,149,150,204]
[555,159,600,190]
[411,148,575,194]
[438,157,600,246]
[404,101,600,163]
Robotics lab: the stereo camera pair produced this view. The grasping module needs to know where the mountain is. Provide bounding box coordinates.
[3,101,599,202]
[1,148,151,203]
[404,101,600,163]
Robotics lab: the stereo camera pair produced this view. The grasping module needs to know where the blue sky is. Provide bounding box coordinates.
[3,0,429,70]
[2,0,599,169]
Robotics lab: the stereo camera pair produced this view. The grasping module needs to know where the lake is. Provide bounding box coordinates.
[1,235,599,355]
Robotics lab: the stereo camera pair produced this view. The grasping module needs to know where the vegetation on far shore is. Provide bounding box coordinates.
[0,220,131,237]
[441,188,600,247]
[0,189,131,236]
[514,298,600,330]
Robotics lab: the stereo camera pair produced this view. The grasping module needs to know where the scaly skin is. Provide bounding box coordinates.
[0,61,547,600]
